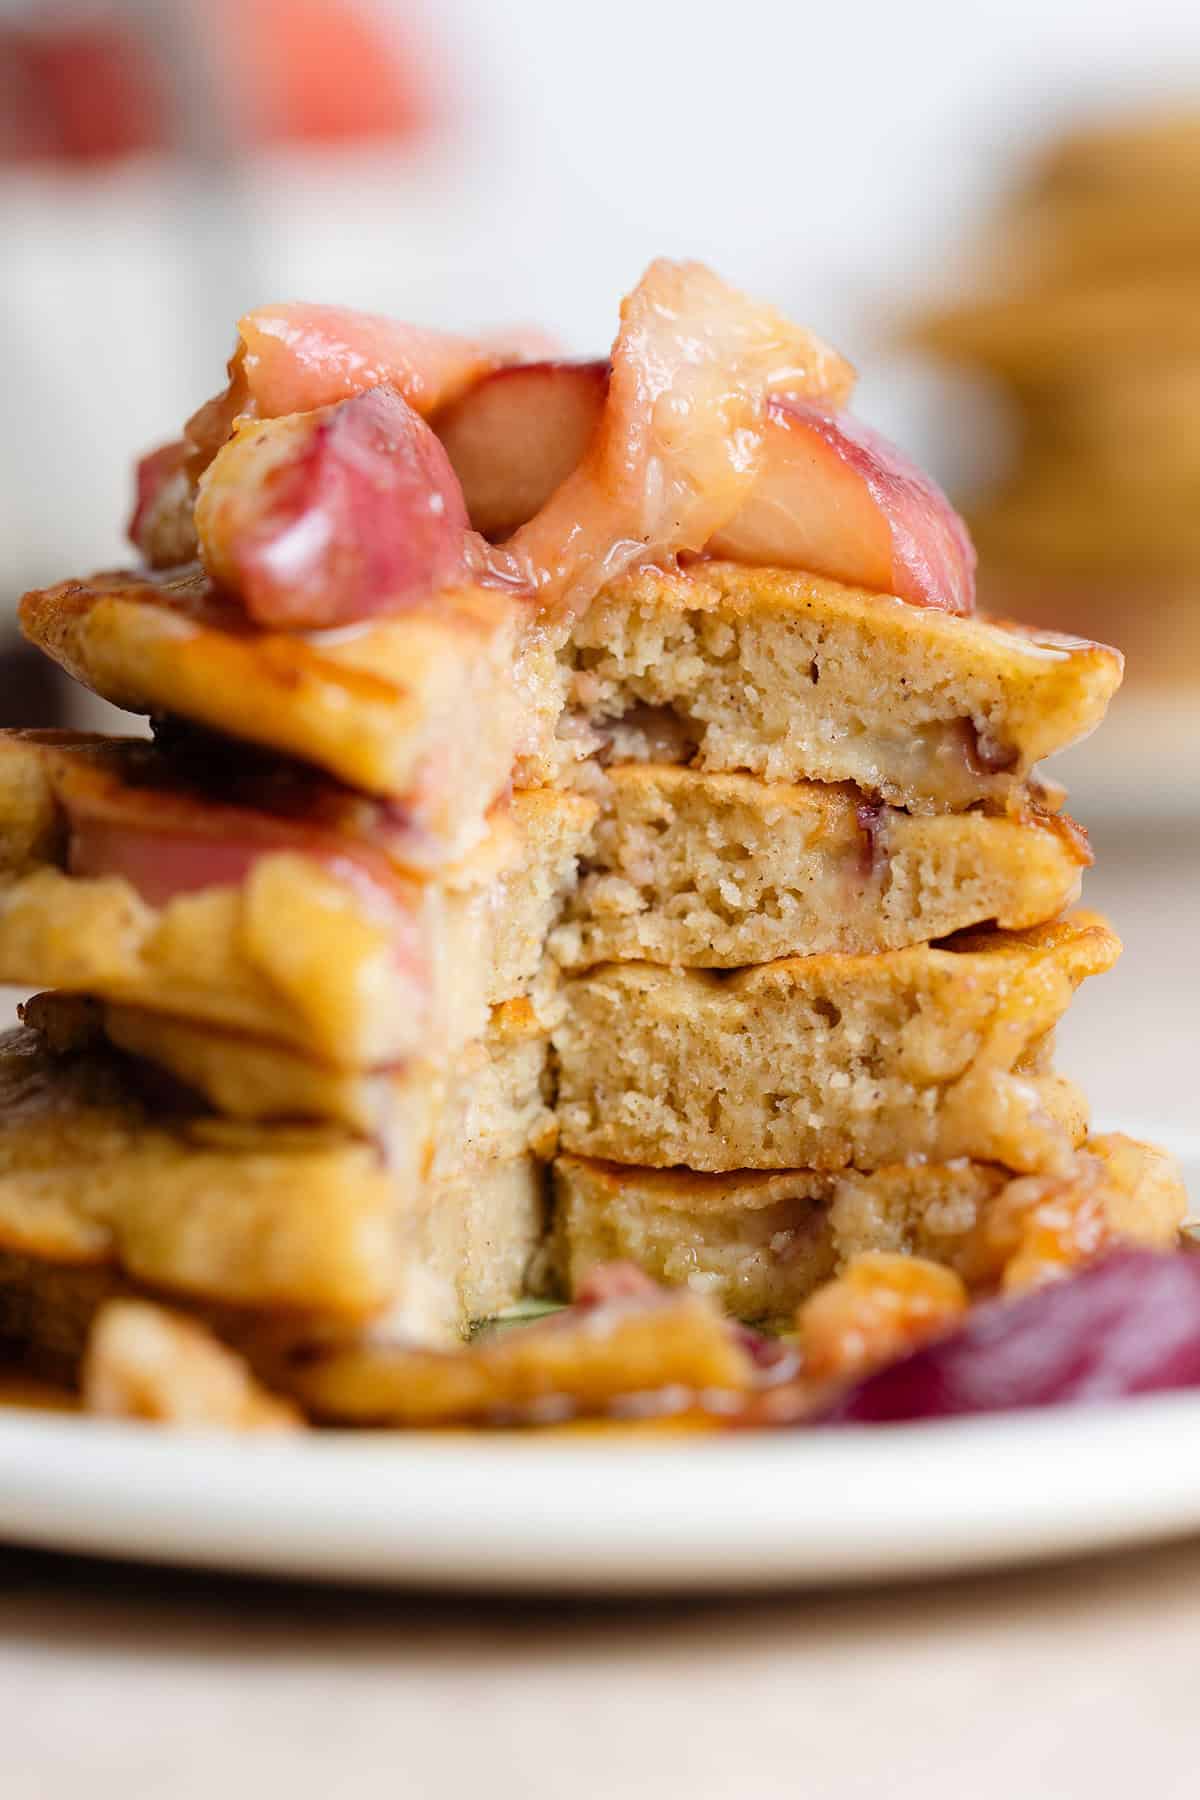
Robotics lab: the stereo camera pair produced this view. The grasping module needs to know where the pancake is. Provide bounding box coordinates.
[18,565,521,856]
[415,1151,548,1338]
[551,763,1088,969]
[60,992,554,1145]
[0,1022,398,1321]
[553,914,1116,1174]
[0,855,438,1070]
[0,1140,547,1381]
[475,788,597,1004]
[0,1019,548,1350]
[29,990,552,1340]
[914,274,1200,381]
[561,563,1121,813]
[0,734,593,1067]
[551,1135,1186,1322]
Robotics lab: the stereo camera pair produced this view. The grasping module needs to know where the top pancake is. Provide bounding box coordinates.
[19,565,520,857]
[564,563,1122,812]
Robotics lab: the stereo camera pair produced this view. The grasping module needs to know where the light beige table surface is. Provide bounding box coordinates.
[2,819,1198,1797]
[1055,820,1200,1137]
[2,1533,1200,1799]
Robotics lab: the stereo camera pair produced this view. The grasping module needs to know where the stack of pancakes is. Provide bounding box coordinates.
[544,565,1182,1318]
[0,293,1185,1422]
[0,573,594,1360]
[915,107,1200,680]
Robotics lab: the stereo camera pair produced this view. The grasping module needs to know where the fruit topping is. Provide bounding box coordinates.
[194,387,478,628]
[797,1253,968,1383]
[146,263,975,625]
[278,1268,758,1425]
[494,258,856,630]
[815,1250,1200,1424]
[85,1301,300,1432]
[435,360,609,539]
[237,303,502,418]
[57,750,415,922]
[956,1163,1116,1294]
[437,345,974,612]
[185,303,503,470]
[708,401,976,614]
[128,440,195,566]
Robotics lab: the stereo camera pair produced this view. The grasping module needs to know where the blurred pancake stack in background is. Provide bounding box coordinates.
[914,106,1200,700]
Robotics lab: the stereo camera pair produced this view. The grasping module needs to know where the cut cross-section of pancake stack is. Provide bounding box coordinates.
[544,563,1175,1316]
[0,262,1185,1427]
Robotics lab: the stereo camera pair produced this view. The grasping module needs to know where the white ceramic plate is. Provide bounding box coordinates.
[0,1127,1195,1595]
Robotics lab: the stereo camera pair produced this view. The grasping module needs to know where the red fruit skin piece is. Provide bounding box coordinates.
[199,386,473,628]
[710,400,977,615]
[806,405,976,616]
[129,440,189,550]
[61,758,415,907]
[68,808,404,919]
[814,1250,1200,1425]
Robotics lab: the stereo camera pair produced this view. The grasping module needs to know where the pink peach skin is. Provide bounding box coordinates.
[71,812,403,915]
[193,386,475,629]
[185,304,504,468]
[128,440,189,548]
[709,399,976,615]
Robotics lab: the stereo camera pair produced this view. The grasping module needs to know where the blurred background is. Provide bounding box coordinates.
[0,0,1197,1134]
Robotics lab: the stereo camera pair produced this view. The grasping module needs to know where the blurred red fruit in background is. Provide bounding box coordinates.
[0,1,439,167]
[0,16,165,163]
[212,0,435,149]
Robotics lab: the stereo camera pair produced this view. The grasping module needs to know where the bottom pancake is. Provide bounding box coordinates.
[551,1137,1187,1324]
[0,1146,549,1381]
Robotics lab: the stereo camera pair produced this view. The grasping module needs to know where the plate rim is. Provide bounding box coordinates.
[6,1391,1200,1591]
[0,1120,1195,1593]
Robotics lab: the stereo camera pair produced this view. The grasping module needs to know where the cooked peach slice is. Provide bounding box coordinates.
[61,760,408,912]
[185,303,503,467]
[497,259,856,629]
[440,363,974,612]
[710,401,976,614]
[194,387,475,628]
[435,360,608,539]
[128,439,197,567]
[236,303,500,418]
